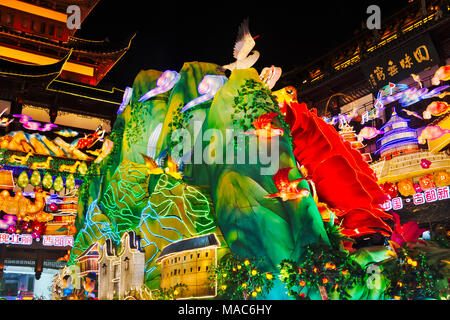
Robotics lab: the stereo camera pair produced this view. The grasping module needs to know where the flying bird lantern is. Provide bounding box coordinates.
[244,112,284,139]
[222,18,260,71]
[265,167,310,201]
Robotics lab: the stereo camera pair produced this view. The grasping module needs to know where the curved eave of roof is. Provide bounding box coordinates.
[0,49,72,77]
[156,233,220,263]
[0,26,136,55]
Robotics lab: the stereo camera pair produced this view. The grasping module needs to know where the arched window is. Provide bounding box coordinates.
[124,257,130,271]
[102,263,107,275]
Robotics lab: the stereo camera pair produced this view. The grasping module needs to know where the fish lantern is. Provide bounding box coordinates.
[419,174,436,191]
[30,170,41,187]
[433,170,450,187]
[54,176,64,192]
[17,171,29,189]
[381,182,398,199]
[397,179,416,197]
[42,172,53,190]
[414,183,422,193]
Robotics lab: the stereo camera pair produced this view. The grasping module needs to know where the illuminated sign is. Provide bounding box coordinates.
[362,33,440,90]
[0,233,73,246]
[381,186,450,211]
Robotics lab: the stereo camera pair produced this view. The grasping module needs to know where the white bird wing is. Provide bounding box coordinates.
[233,18,255,60]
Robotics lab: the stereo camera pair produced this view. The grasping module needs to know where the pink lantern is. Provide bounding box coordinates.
[413,184,422,193]
[7,225,16,234]
[420,159,432,169]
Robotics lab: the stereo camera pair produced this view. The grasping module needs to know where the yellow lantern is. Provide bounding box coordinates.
[433,170,450,187]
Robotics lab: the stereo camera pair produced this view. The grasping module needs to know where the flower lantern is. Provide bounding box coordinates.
[432,170,450,187]
[419,174,436,191]
[397,179,415,197]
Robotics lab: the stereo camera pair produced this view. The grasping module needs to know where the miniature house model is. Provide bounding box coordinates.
[156,233,220,299]
[76,242,100,277]
[98,231,145,300]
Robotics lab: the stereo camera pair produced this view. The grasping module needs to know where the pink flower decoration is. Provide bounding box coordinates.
[420,159,432,169]
[413,184,422,193]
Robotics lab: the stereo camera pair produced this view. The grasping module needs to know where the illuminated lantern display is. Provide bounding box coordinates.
[420,159,432,169]
[30,170,41,187]
[381,182,398,199]
[66,174,75,190]
[42,173,53,190]
[419,174,436,191]
[413,183,423,193]
[432,170,450,187]
[397,179,416,197]
[377,110,419,160]
[17,171,29,189]
[78,162,88,175]
[54,176,64,192]
[0,170,14,190]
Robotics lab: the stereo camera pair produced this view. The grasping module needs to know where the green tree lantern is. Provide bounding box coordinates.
[54,176,64,192]
[30,170,41,187]
[66,174,75,190]
[42,172,53,190]
[17,171,29,188]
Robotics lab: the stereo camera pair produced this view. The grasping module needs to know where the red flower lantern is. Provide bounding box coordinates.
[381,182,398,199]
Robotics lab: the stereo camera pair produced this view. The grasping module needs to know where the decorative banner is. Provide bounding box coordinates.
[362,33,440,90]
[381,186,450,211]
[0,233,73,246]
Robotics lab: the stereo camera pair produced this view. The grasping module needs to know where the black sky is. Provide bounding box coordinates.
[75,0,411,89]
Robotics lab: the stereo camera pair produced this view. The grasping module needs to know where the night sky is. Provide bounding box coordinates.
[76,0,411,89]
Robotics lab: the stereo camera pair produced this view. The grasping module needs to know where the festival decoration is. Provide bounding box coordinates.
[58,161,81,173]
[357,126,383,141]
[272,86,298,116]
[8,152,33,166]
[180,75,227,112]
[55,129,79,138]
[139,71,180,102]
[432,170,450,187]
[42,172,53,189]
[413,183,422,193]
[222,18,260,71]
[259,65,282,89]
[140,153,164,175]
[401,109,423,120]
[117,86,133,114]
[30,170,41,186]
[54,176,64,192]
[0,109,13,127]
[75,125,105,150]
[210,254,274,300]
[243,112,284,138]
[431,65,450,85]
[164,155,183,180]
[394,178,415,198]
[420,158,432,169]
[265,167,310,201]
[0,189,51,222]
[17,171,29,188]
[389,213,426,249]
[93,139,114,164]
[66,174,75,190]
[418,125,450,144]
[0,170,14,189]
[0,215,16,230]
[423,101,450,119]
[419,174,436,191]
[380,182,398,199]
[30,157,53,170]
[13,114,58,132]
[77,162,88,175]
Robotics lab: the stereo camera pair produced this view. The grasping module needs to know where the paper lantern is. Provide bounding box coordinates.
[54,176,64,192]
[419,174,436,191]
[66,174,75,190]
[30,171,41,187]
[397,179,415,197]
[433,170,450,187]
[381,182,398,199]
[42,173,53,190]
[78,162,88,175]
[0,170,14,190]
[17,171,29,189]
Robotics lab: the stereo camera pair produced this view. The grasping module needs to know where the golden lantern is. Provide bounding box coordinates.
[433,170,450,188]
[397,178,415,197]
[0,170,15,190]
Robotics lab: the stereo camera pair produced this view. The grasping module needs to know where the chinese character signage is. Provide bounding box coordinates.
[382,186,450,211]
[0,234,73,247]
[363,33,440,90]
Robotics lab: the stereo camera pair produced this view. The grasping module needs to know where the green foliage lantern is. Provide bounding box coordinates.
[54,176,64,192]
[66,174,75,190]
[42,172,53,190]
[17,171,29,188]
[30,170,41,187]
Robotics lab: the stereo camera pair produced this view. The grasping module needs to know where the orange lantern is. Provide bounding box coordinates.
[0,170,14,190]
[397,179,415,197]
[433,171,450,187]
[419,174,436,191]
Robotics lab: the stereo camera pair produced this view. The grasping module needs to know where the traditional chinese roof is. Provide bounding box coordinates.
[76,242,100,262]
[156,233,220,263]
